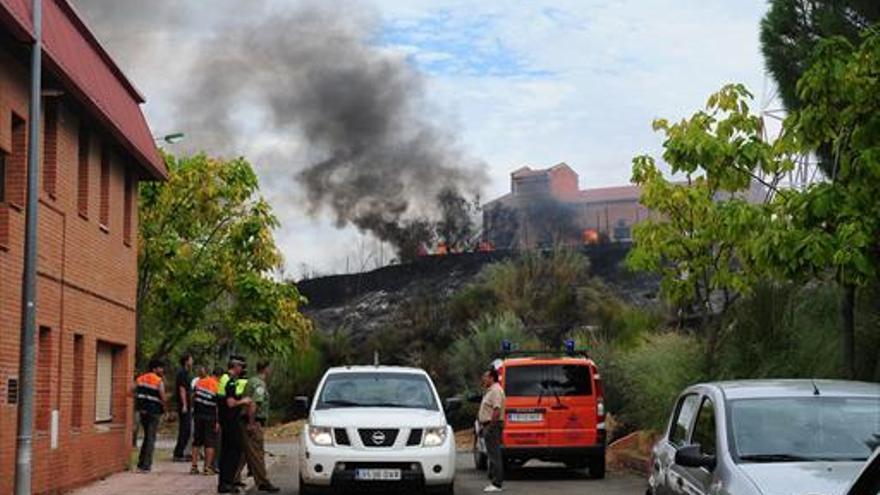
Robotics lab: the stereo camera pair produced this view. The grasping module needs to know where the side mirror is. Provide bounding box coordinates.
[466,393,482,404]
[293,396,310,418]
[444,397,463,413]
[675,444,716,471]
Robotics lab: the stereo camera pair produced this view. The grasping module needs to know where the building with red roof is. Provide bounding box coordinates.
[0,1,166,492]
[484,163,648,249]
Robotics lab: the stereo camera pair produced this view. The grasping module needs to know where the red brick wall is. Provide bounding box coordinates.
[1,42,142,494]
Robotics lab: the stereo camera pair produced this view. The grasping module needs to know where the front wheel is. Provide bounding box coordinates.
[430,483,455,495]
[589,455,606,479]
[299,474,316,495]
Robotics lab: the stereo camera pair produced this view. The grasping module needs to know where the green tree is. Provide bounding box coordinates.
[761,0,879,113]
[758,30,880,377]
[761,0,879,174]
[137,154,311,364]
[446,313,533,392]
[627,84,791,367]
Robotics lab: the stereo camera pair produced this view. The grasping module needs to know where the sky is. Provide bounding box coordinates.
[74,0,773,278]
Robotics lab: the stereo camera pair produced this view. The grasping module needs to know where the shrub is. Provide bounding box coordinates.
[615,332,705,432]
[446,313,534,392]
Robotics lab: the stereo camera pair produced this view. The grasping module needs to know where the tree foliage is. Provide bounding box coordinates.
[761,0,879,113]
[138,154,311,364]
[758,30,880,376]
[627,85,792,364]
[629,30,880,377]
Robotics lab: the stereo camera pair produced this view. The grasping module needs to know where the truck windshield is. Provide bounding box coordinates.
[316,372,439,411]
[730,397,880,462]
[504,365,592,397]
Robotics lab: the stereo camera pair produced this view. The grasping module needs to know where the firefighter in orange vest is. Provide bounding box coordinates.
[134,359,167,473]
[192,366,222,475]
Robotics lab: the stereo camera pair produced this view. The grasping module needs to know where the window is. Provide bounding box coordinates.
[123,170,133,246]
[42,100,58,197]
[691,397,716,456]
[0,152,6,203]
[77,126,90,217]
[36,327,52,431]
[72,334,84,428]
[99,146,110,229]
[670,394,700,447]
[9,114,26,207]
[316,372,439,411]
[504,365,592,397]
[614,219,631,241]
[95,343,114,422]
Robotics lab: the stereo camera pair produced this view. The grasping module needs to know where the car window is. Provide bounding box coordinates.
[504,364,592,397]
[670,394,700,447]
[316,372,439,410]
[691,397,716,457]
[730,397,880,462]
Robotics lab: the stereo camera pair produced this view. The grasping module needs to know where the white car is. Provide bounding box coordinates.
[297,366,457,494]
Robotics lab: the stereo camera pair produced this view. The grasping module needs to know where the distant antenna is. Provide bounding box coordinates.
[373,351,380,366]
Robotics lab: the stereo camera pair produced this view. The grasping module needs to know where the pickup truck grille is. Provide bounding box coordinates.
[358,428,398,447]
[334,428,351,446]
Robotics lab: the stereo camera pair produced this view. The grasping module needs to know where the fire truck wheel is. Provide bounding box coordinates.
[589,455,606,479]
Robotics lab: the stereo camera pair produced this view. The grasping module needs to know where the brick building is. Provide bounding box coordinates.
[484,163,649,249]
[0,1,166,493]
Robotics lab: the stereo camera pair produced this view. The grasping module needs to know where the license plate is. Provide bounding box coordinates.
[355,469,402,481]
[508,412,543,423]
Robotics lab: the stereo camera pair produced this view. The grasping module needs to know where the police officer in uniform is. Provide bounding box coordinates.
[134,359,167,473]
[217,357,252,493]
[241,360,280,492]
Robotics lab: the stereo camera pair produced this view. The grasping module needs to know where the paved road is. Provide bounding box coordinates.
[253,442,646,495]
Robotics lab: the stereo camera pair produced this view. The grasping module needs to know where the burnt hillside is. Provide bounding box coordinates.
[297,244,660,345]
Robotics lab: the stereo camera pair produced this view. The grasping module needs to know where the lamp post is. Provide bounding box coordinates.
[15,0,42,493]
[154,132,185,144]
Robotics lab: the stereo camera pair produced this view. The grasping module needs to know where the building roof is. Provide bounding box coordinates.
[511,162,576,179]
[579,184,641,203]
[0,0,167,180]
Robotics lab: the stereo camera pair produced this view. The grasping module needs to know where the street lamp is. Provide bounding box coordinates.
[154,132,185,144]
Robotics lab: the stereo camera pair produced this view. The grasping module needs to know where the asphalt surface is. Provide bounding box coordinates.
[252,442,646,495]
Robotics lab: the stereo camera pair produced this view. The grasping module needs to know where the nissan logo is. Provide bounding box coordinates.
[371,430,387,445]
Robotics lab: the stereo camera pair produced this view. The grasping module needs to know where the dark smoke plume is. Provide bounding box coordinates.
[74,0,486,257]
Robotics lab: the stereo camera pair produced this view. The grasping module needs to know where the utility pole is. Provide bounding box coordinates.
[15,1,42,494]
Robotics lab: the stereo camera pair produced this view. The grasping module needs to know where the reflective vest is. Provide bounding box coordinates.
[193,376,219,419]
[216,373,247,397]
[135,372,164,415]
[218,373,230,397]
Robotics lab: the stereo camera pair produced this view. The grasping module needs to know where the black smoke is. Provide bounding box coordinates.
[73,0,486,258]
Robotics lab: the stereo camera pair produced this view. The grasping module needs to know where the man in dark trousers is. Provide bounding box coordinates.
[478,366,506,493]
[134,359,167,473]
[218,356,252,494]
[173,353,194,462]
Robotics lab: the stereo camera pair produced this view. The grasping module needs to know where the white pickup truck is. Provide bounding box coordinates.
[297,366,458,494]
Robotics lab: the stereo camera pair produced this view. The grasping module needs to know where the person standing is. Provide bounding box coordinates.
[191,366,218,475]
[174,353,194,462]
[478,366,506,493]
[218,357,252,494]
[241,361,280,492]
[134,359,167,473]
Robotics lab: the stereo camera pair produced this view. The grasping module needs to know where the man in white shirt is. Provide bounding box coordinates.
[478,367,505,492]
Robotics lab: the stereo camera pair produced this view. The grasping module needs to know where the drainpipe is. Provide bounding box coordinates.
[15,1,42,494]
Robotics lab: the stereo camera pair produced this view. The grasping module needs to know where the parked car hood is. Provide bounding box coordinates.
[311,407,446,428]
[738,461,863,495]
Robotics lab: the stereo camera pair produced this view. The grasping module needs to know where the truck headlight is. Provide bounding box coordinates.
[309,426,333,446]
[423,427,447,447]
